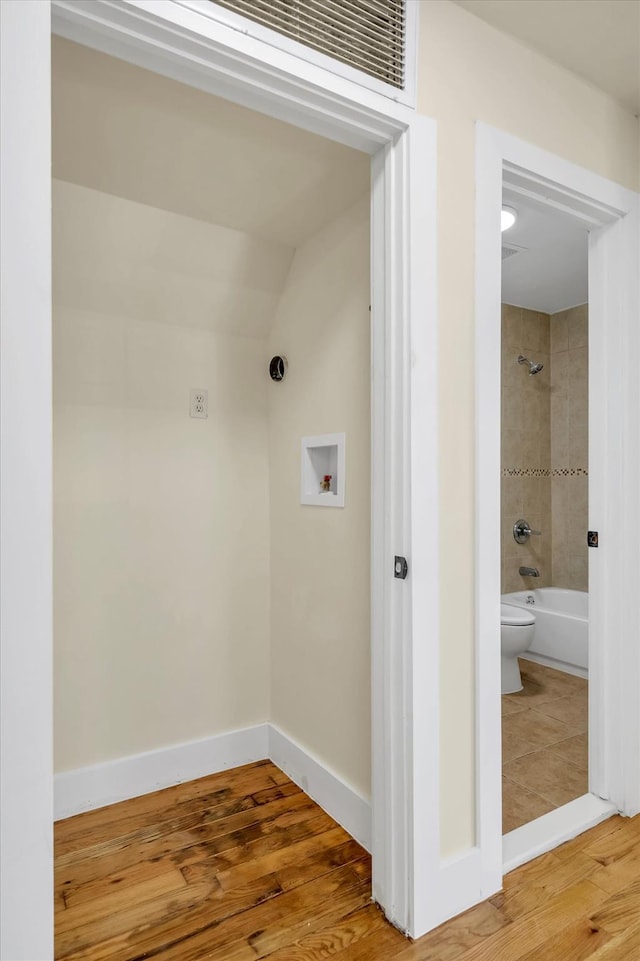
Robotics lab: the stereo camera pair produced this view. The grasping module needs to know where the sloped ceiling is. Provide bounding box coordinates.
[53,179,297,339]
[454,0,640,115]
[52,36,370,248]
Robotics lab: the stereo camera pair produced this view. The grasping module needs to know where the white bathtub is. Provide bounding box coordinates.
[501,588,588,677]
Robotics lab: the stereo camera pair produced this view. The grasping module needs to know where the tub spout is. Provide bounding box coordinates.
[519,566,540,577]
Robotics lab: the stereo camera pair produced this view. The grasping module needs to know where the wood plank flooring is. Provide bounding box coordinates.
[55,760,640,960]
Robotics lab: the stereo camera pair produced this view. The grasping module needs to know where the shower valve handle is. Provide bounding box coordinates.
[513,519,541,544]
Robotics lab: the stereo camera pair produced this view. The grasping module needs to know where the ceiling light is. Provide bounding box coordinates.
[501,206,517,232]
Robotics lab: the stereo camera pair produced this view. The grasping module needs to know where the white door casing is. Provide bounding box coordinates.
[0,3,53,960]
[1,1,442,955]
[475,122,640,890]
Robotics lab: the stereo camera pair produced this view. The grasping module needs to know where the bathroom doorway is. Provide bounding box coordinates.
[474,124,639,892]
[499,194,590,836]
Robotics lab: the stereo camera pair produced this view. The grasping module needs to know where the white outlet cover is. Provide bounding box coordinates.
[190,388,208,419]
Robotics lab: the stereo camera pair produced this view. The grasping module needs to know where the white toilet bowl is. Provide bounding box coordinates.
[501,603,535,694]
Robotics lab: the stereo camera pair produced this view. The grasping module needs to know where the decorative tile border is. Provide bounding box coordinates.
[502,468,549,477]
[502,467,588,477]
[551,468,589,477]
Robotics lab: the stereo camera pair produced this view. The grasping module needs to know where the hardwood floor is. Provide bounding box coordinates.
[55,760,640,960]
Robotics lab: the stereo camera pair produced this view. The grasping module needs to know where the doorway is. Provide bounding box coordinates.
[475,124,640,888]
[1,3,439,954]
[499,191,590,835]
[52,35,373,834]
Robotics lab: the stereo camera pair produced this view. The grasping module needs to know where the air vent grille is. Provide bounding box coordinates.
[211,0,406,89]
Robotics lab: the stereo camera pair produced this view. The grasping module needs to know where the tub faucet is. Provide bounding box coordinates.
[519,566,540,577]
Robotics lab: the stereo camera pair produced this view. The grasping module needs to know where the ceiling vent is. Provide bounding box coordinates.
[502,243,527,261]
[210,0,406,89]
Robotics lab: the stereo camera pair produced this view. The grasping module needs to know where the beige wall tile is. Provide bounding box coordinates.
[521,307,549,353]
[501,306,554,593]
[567,431,585,466]
[519,430,540,467]
[502,350,521,390]
[567,519,585,555]
[570,554,588,592]
[549,305,588,589]
[502,303,522,347]
[568,304,588,348]
[551,311,569,353]
[501,428,520,468]
[502,387,523,431]
[537,313,551,354]
[550,425,569,469]
[569,346,588,390]
[574,477,588,515]
[521,475,541,514]
[503,567,524,595]
[551,347,571,383]
[501,475,521,517]
[553,559,569,588]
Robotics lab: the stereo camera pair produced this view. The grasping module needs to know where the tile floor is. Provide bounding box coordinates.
[502,658,588,834]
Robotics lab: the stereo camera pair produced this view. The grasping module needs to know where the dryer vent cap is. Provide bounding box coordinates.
[269,355,288,382]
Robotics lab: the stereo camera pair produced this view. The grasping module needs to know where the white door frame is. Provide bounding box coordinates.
[475,122,640,891]
[0,3,53,960]
[0,1,443,955]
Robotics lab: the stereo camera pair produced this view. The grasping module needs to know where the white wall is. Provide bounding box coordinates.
[268,196,371,799]
[417,0,639,856]
[0,3,53,959]
[53,180,293,771]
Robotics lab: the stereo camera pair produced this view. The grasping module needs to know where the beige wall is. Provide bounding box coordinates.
[53,180,292,771]
[52,38,371,793]
[268,197,371,799]
[53,180,371,795]
[550,305,589,591]
[501,306,552,593]
[417,0,639,855]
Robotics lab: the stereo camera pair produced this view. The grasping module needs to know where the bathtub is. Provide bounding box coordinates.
[501,588,588,677]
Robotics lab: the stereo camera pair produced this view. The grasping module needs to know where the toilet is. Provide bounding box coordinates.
[501,603,535,694]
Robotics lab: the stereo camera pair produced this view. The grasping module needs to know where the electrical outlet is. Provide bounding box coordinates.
[190,388,208,419]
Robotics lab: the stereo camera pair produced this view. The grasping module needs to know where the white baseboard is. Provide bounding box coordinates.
[54,723,269,821]
[268,724,371,852]
[522,652,588,680]
[54,722,372,854]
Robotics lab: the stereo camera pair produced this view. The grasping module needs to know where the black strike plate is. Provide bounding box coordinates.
[587,531,599,548]
[394,556,408,579]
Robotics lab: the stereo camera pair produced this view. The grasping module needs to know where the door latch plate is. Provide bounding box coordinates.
[394,556,408,579]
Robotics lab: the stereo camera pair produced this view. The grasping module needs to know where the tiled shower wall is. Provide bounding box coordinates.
[500,304,588,594]
[550,305,588,591]
[501,306,552,593]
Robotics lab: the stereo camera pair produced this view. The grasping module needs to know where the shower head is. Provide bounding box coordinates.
[518,355,544,375]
